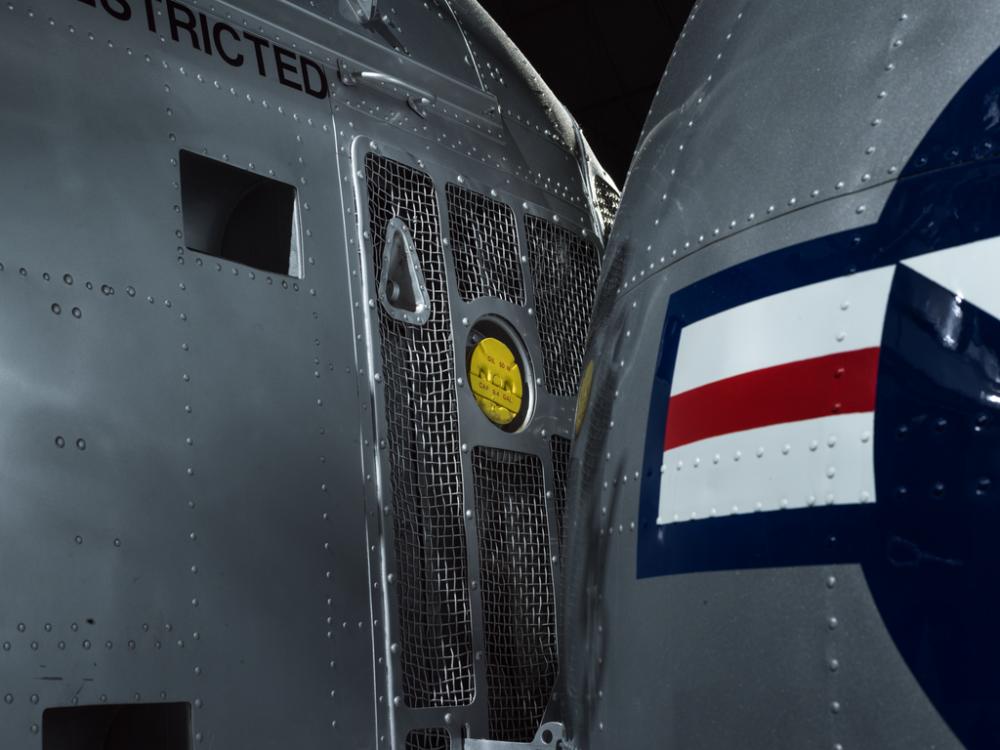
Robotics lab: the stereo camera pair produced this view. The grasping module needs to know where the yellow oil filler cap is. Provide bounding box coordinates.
[469,337,524,426]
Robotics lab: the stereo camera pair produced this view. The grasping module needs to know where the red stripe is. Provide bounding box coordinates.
[663,347,880,451]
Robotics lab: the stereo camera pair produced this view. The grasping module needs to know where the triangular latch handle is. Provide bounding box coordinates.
[377,216,431,326]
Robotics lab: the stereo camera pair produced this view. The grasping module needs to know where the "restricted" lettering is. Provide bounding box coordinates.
[78,0,330,99]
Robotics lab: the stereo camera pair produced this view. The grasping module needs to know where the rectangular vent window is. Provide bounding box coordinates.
[445,184,524,304]
[43,703,191,749]
[179,150,302,277]
[363,153,475,708]
[473,447,557,743]
[525,216,601,397]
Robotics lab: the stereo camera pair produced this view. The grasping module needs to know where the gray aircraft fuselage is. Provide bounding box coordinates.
[0,1,616,748]
[563,2,1000,749]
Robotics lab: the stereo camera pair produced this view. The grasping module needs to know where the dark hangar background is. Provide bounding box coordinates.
[478,0,697,187]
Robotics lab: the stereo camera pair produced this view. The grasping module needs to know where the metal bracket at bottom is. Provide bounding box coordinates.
[465,723,566,750]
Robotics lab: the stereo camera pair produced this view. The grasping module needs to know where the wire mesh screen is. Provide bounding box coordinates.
[525,216,601,397]
[590,241,627,336]
[445,184,525,304]
[594,176,621,244]
[406,728,451,750]
[364,153,474,708]
[472,447,557,742]
[550,435,571,557]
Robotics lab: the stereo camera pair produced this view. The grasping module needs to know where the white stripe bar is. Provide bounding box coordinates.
[903,236,1000,320]
[670,267,895,396]
[657,413,876,525]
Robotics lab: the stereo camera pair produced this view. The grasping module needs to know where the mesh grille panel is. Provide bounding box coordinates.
[364,153,474,708]
[590,242,627,335]
[594,176,621,243]
[550,435,571,557]
[445,184,525,304]
[581,355,621,493]
[525,216,601,397]
[406,729,451,750]
[473,447,557,742]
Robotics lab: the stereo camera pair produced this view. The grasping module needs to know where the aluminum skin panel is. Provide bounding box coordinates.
[280,0,483,89]
[615,0,1000,295]
[564,2,1000,749]
[0,2,374,748]
[0,0,612,748]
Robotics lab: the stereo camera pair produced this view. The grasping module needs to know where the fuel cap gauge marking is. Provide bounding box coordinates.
[466,318,533,431]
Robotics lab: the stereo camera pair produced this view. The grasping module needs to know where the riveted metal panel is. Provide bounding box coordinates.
[0,2,379,749]
[564,190,964,750]
[618,0,1000,292]
[565,4,1000,749]
[279,0,481,89]
[0,1,608,748]
[0,1,387,748]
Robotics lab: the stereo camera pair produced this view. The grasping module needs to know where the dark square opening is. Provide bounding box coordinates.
[179,150,301,277]
[43,702,192,750]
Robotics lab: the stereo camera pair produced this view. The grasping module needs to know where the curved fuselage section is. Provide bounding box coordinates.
[565,2,1000,748]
